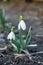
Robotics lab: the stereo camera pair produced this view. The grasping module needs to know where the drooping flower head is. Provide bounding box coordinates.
[18,16,26,30]
[7,26,15,40]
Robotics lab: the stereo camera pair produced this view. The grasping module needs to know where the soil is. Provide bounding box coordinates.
[0,51,31,65]
[0,48,43,65]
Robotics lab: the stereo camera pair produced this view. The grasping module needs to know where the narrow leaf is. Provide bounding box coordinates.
[12,37,20,53]
[26,26,32,47]
[0,10,5,31]
[18,28,25,51]
[10,41,18,52]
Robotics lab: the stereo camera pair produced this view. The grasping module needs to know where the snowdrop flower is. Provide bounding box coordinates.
[7,27,15,40]
[18,16,26,30]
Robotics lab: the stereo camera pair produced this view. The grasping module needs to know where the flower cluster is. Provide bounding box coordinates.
[7,16,26,40]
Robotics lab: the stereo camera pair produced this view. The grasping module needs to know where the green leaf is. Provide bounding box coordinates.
[10,42,18,53]
[0,11,5,31]
[26,26,32,47]
[12,37,20,53]
[18,28,25,51]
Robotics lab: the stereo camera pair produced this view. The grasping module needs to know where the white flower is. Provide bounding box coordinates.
[7,32,15,40]
[18,20,26,30]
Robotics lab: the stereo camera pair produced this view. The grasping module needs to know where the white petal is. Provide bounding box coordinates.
[18,20,26,30]
[7,32,15,40]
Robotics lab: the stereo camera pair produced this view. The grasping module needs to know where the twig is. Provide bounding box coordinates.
[14,53,26,59]
[21,50,43,64]
[0,46,7,50]
[31,51,43,55]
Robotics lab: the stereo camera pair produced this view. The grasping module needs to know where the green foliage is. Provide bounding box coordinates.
[26,26,31,48]
[0,9,31,53]
[0,10,5,31]
[12,26,32,53]
[12,37,20,53]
